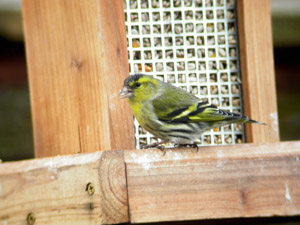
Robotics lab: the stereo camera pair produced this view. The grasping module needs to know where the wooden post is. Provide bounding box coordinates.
[22,0,135,157]
[237,0,280,143]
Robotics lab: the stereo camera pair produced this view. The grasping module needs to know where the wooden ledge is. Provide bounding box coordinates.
[1,141,300,224]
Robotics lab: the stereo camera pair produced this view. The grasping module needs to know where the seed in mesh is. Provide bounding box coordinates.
[175,24,183,34]
[186,36,195,45]
[230,60,238,70]
[153,25,161,34]
[227,10,235,19]
[156,75,164,81]
[217,23,225,32]
[229,48,237,57]
[219,48,226,57]
[187,49,195,58]
[163,0,171,7]
[176,49,184,58]
[144,51,152,59]
[235,124,243,132]
[189,73,197,82]
[206,0,213,7]
[219,61,227,70]
[214,135,222,144]
[178,74,186,83]
[206,23,214,33]
[131,26,139,35]
[221,85,229,94]
[155,50,162,59]
[139,138,147,146]
[195,11,203,20]
[180,86,187,91]
[197,36,204,46]
[195,0,202,6]
[190,86,198,95]
[155,63,164,71]
[163,12,171,21]
[132,39,140,48]
[224,125,231,131]
[217,10,225,19]
[133,51,141,60]
[210,85,218,95]
[211,98,219,107]
[165,50,173,58]
[198,61,206,70]
[232,97,240,106]
[225,135,232,144]
[185,11,193,20]
[134,63,142,73]
[221,73,228,82]
[228,22,235,33]
[131,13,138,22]
[208,61,217,70]
[145,64,153,72]
[164,37,173,46]
[141,12,149,22]
[174,0,181,7]
[231,73,238,82]
[130,0,137,9]
[199,74,206,82]
[152,0,159,8]
[206,10,214,19]
[176,37,184,46]
[166,62,174,71]
[222,97,230,106]
[152,12,160,21]
[197,48,205,58]
[138,126,147,134]
[167,74,176,83]
[143,38,151,47]
[154,38,162,46]
[218,35,225,44]
[174,11,182,20]
[142,25,150,34]
[177,62,185,70]
[164,24,172,34]
[200,86,208,95]
[208,49,216,58]
[196,24,204,33]
[210,73,217,82]
[207,36,215,45]
[217,0,224,6]
[184,0,192,7]
[188,62,196,70]
[186,23,194,32]
[203,135,211,144]
[231,85,239,94]
[141,0,148,8]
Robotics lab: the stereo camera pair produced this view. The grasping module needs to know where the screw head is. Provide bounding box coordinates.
[86,182,95,196]
[27,212,36,225]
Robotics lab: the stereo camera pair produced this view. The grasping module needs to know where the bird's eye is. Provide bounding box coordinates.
[135,82,141,88]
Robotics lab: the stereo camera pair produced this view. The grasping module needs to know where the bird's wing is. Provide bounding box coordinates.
[153,99,247,123]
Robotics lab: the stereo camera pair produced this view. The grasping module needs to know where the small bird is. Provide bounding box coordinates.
[120,74,265,149]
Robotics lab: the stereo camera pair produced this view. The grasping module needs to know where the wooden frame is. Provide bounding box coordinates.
[1,0,297,224]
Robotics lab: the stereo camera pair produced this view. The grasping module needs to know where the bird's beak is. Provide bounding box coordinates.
[120,87,133,99]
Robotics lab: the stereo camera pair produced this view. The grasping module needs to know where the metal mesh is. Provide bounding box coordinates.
[124,0,245,149]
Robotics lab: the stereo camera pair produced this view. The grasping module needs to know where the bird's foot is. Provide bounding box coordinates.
[140,142,167,155]
[175,143,199,153]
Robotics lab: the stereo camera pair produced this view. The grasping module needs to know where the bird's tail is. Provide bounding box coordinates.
[247,119,267,125]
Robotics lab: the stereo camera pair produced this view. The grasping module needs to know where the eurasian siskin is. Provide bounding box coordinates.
[120,74,265,147]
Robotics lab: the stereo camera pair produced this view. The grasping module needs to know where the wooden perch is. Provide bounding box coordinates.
[0,151,128,225]
[1,141,300,224]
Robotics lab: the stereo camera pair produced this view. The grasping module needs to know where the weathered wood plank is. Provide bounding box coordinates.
[125,141,300,223]
[22,0,134,157]
[0,151,128,225]
[237,0,279,143]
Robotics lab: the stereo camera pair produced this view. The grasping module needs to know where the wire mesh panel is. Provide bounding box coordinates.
[124,0,245,149]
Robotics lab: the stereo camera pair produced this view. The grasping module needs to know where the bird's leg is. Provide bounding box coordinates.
[141,141,165,149]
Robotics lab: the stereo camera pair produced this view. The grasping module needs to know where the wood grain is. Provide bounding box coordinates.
[125,141,300,223]
[0,151,128,225]
[237,0,280,143]
[22,0,134,157]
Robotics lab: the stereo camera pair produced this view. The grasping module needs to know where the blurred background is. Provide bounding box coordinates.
[0,0,300,162]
